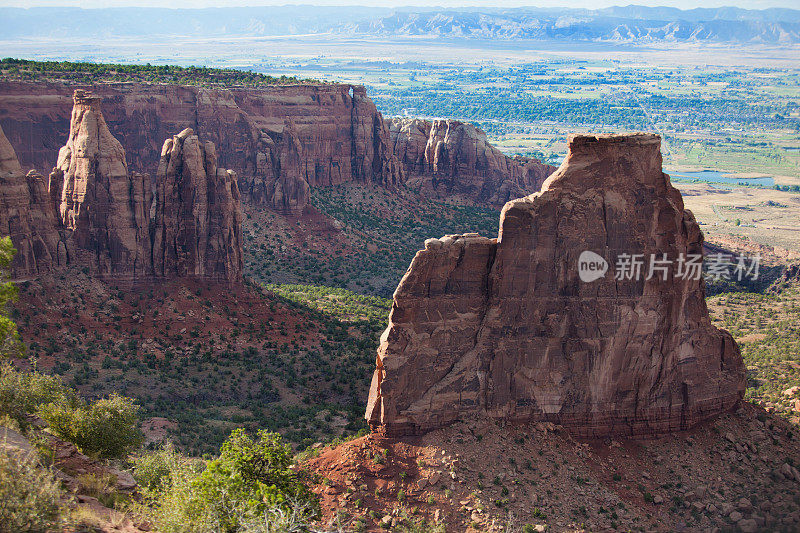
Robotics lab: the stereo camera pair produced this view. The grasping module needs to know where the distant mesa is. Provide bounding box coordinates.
[366,133,745,438]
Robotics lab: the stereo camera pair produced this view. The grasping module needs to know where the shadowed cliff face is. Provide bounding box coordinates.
[0,124,63,277]
[387,117,556,206]
[367,133,745,438]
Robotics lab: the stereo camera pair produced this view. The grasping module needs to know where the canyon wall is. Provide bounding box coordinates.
[4,90,242,282]
[0,81,552,211]
[0,81,402,215]
[366,133,745,438]
[0,124,63,277]
[388,118,556,205]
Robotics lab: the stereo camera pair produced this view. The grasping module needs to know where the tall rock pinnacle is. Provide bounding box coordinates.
[50,90,150,278]
[152,128,243,282]
[366,133,745,438]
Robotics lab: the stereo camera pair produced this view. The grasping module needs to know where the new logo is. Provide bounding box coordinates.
[578,251,608,282]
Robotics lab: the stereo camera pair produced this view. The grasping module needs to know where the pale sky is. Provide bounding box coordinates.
[0,0,798,10]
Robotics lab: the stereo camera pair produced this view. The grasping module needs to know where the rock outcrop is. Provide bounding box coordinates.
[0,82,404,214]
[366,133,745,438]
[50,90,151,278]
[152,128,243,282]
[0,82,557,212]
[0,124,62,278]
[32,91,244,282]
[387,118,556,206]
[242,119,310,216]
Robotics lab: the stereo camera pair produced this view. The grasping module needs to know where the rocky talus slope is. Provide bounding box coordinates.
[366,133,745,438]
[388,117,556,205]
[0,124,63,277]
[308,402,800,532]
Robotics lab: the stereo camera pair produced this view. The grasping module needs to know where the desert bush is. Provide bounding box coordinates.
[38,393,143,458]
[143,429,318,533]
[0,362,75,431]
[0,448,64,533]
[132,441,185,493]
[192,429,318,530]
[0,237,22,360]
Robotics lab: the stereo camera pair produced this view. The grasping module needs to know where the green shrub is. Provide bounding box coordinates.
[0,448,64,532]
[145,429,318,533]
[0,237,22,360]
[132,442,184,493]
[38,393,142,458]
[0,362,74,431]
[193,429,318,531]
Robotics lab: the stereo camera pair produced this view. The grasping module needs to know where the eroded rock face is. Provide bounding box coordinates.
[0,125,63,277]
[152,128,243,282]
[242,120,310,216]
[0,82,403,214]
[51,90,151,278]
[40,91,243,282]
[367,133,745,438]
[387,118,556,206]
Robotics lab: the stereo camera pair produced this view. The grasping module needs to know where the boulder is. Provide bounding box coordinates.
[366,133,745,438]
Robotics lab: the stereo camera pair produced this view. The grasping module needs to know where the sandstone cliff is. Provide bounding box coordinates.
[39,91,243,282]
[366,133,745,438]
[0,124,63,278]
[0,82,558,212]
[50,90,151,278]
[152,128,243,282]
[242,119,310,216]
[387,118,556,206]
[0,82,403,214]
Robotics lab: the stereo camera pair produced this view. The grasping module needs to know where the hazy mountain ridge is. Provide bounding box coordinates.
[338,9,800,43]
[1,5,798,43]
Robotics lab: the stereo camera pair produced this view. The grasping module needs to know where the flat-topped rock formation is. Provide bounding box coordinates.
[366,133,745,438]
[0,124,63,277]
[387,117,556,206]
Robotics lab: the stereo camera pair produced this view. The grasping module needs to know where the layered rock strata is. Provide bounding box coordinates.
[387,118,556,206]
[0,82,555,212]
[152,128,243,282]
[242,119,310,216]
[50,90,151,278]
[0,125,63,277]
[0,82,404,214]
[35,91,243,282]
[366,133,745,438]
